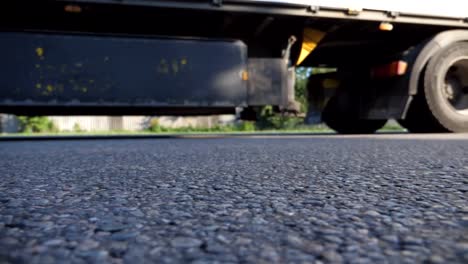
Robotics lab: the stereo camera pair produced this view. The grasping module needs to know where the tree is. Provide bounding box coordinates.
[295,67,311,113]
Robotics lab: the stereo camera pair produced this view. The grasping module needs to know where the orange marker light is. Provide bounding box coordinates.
[64,5,82,13]
[242,70,249,81]
[394,61,408,75]
[379,22,394,31]
[371,61,408,78]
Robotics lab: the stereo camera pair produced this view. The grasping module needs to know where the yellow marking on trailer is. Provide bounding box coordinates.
[36,83,42,89]
[46,84,54,93]
[36,47,44,57]
[296,28,325,65]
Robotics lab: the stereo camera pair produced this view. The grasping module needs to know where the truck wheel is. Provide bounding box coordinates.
[423,42,468,132]
[397,93,448,133]
[322,94,387,134]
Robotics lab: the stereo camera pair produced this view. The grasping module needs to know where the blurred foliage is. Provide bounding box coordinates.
[73,123,83,133]
[295,67,310,114]
[17,116,58,133]
[236,121,256,132]
[255,106,302,130]
[148,118,163,133]
[147,118,256,133]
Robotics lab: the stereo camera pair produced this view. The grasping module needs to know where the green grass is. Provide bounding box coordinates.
[1,123,405,137]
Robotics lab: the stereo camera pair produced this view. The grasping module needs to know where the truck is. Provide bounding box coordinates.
[1,0,468,133]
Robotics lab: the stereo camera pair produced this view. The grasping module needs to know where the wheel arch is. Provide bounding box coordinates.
[410,30,468,95]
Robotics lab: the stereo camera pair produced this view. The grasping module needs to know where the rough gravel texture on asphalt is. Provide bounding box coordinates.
[0,136,467,264]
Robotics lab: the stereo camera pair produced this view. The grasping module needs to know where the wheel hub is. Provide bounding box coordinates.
[444,82,455,100]
[444,59,468,115]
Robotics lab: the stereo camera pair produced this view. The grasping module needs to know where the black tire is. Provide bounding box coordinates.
[397,92,448,133]
[423,42,468,132]
[322,94,387,134]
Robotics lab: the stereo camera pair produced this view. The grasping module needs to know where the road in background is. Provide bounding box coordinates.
[0,135,467,263]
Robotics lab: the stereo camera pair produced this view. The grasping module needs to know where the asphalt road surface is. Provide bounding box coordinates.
[1,134,468,263]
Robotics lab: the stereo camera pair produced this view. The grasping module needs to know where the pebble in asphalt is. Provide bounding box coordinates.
[0,135,467,263]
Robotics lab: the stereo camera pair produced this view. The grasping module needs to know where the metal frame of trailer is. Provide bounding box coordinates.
[47,0,468,28]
